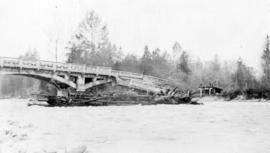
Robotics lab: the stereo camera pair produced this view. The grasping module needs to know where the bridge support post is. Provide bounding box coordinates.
[56,89,66,97]
[76,74,85,91]
[93,77,97,82]
[64,74,69,80]
[199,88,203,97]
[111,79,116,87]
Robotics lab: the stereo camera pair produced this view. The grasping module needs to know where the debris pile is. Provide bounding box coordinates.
[32,86,201,106]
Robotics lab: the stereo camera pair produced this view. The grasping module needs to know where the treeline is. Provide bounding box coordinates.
[1,10,270,100]
[66,11,270,99]
[222,36,270,99]
[66,11,235,90]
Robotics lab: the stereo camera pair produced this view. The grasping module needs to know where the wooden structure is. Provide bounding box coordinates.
[198,84,223,97]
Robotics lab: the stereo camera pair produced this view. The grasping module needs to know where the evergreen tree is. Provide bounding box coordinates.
[212,55,221,72]
[67,44,84,63]
[233,59,245,91]
[67,11,118,67]
[121,54,140,73]
[177,51,191,75]
[151,48,171,78]
[208,55,221,86]
[140,45,153,75]
[172,41,182,61]
[232,59,256,91]
[261,35,270,87]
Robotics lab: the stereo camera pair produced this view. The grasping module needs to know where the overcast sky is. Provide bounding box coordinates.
[0,0,270,71]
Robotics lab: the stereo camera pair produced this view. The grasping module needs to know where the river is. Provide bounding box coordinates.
[0,98,270,153]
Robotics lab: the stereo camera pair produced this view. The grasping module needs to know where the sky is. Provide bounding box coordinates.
[0,0,270,71]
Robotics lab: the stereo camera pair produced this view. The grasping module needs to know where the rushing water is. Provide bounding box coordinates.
[0,99,270,153]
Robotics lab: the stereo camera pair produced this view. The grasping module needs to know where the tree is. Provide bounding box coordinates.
[67,44,84,64]
[19,48,39,61]
[232,59,256,92]
[67,11,118,67]
[188,58,204,89]
[140,45,153,75]
[219,61,234,88]
[177,51,191,75]
[261,35,270,87]
[212,55,221,73]
[120,54,140,73]
[172,41,182,61]
[151,48,171,78]
[205,55,221,86]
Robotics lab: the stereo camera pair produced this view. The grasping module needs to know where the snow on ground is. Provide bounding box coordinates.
[0,99,270,153]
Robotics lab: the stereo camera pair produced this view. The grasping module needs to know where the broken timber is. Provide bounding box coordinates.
[32,87,201,106]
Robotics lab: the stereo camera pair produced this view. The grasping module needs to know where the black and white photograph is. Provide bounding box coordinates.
[0,0,270,152]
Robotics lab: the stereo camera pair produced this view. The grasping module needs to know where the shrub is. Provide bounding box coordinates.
[221,88,242,100]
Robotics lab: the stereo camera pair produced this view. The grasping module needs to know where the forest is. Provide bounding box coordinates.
[1,11,270,100]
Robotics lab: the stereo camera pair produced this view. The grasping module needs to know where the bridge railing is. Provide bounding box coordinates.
[39,60,55,70]
[0,57,20,67]
[96,66,112,75]
[115,70,143,79]
[69,64,86,73]
[85,66,97,74]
